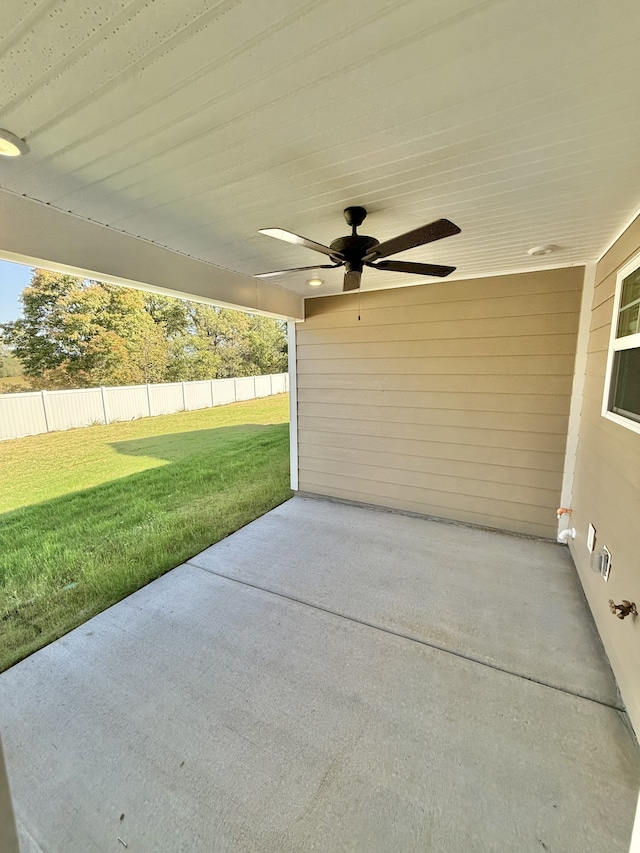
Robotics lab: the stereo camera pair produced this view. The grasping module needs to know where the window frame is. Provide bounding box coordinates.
[601,249,640,435]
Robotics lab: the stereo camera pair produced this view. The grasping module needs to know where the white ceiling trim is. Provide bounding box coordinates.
[0,190,303,320]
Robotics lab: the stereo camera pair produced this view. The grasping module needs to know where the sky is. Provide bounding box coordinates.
[0,259,33,323]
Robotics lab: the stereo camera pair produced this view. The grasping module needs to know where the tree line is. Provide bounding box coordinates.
[0,269,288,391]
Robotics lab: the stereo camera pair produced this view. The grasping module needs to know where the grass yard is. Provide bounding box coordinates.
[0,394,291,671]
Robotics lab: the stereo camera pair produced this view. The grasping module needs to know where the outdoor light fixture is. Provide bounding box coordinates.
[527,245,557,256]
[0,129,29,157]
[307,277,324,287]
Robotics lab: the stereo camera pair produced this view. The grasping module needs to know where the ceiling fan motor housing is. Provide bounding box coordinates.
[329,234,379,270]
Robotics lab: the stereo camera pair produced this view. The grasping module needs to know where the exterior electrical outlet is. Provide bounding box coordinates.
[602,547,612,582]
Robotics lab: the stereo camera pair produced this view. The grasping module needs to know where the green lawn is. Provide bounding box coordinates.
[0,394,291,671]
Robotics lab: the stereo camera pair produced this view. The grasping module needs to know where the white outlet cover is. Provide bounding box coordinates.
[602,546,611,582]
[587,523,596,553]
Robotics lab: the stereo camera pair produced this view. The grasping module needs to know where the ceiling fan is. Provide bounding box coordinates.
[255,206,461,291]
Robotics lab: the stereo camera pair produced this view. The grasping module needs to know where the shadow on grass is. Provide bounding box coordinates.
[109,423,270,463]
[0,422,291,671]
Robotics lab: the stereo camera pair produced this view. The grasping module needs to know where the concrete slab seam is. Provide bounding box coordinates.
[186,560,624,713]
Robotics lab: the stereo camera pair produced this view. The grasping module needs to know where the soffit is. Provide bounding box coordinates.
[1,0,640,299]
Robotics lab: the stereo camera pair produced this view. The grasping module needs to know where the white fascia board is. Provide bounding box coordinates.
[0,189,303,321]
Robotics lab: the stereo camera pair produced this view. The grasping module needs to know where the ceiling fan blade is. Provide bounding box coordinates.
[255,263,343,279]
[369,260,456,278]
[259,228,344,260]
[343,270,362,291]
[362,218,461,261]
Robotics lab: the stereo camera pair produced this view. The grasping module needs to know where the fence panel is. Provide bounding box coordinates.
[0,392,48,440]
[105,386,149,422]
[271,374,287,394]
[254,375,272,398]
[184,381,213,411]
[212,378,236,406]
[235,377,256,401]
[45,388,105,431]
[149,382,183,416]
[0,374,288,441]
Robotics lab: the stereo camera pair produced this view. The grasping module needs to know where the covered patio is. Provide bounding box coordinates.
[1,496,638,852]
[2,1,640,847]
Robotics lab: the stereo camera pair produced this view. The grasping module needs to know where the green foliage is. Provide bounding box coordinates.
[1,269,288,389]
[0,343,23,378]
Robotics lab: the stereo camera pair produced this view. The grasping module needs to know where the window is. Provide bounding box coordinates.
[603,252,640,433]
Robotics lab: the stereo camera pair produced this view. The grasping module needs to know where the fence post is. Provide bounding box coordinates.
[233,378,238,402]
[40,390,51,432]
[100,386,109,424]
[181,381,187,411]
[146,383,152,416]
[269,373,274,395]
[210,378,215,407]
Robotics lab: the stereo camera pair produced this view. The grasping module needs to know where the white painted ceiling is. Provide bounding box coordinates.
[2,0,640,298]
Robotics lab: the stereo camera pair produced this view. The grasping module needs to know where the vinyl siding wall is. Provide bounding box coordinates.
[296,267,584,539]
[570,215,640,737]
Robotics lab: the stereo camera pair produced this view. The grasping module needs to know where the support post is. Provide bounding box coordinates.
[287,322,299,491]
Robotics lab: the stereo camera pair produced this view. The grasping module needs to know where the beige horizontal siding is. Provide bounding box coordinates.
[298,475,557,538]
[570,213,640,737]
[300,443,563,491]
[298,334,578,360]
[300,429,566,472]
[296,266,583,539]
[305,272,581,312]
[303,290,579,330]
[299,402,570,434]
[298,372,574,396]
[298,388,571,415]
[298,354,577,376]
[298,415,570,453]
[297,313,578,344]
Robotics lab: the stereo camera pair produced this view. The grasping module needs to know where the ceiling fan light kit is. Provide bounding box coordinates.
[256,207,461,292]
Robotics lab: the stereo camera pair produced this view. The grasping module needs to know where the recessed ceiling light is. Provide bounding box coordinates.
[0,129,29,157]
[307,277,324,288]
[527,245,557,256]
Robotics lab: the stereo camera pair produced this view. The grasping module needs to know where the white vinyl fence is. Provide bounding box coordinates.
[0,373,289,442]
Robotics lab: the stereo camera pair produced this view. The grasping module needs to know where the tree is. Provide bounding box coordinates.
[0,344,23,378]
[1,269,289,389]
[2,271,170,388]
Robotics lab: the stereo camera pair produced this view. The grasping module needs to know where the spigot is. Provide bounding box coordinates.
[608,600,637,620]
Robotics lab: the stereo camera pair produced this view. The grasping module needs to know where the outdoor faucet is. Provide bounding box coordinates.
[608,600,637,620]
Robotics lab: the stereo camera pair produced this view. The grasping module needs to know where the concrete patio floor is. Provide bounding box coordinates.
[1,496,638,852]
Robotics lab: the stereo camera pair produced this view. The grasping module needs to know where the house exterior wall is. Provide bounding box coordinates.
[296,267,584,539]
[570,214,640,737]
